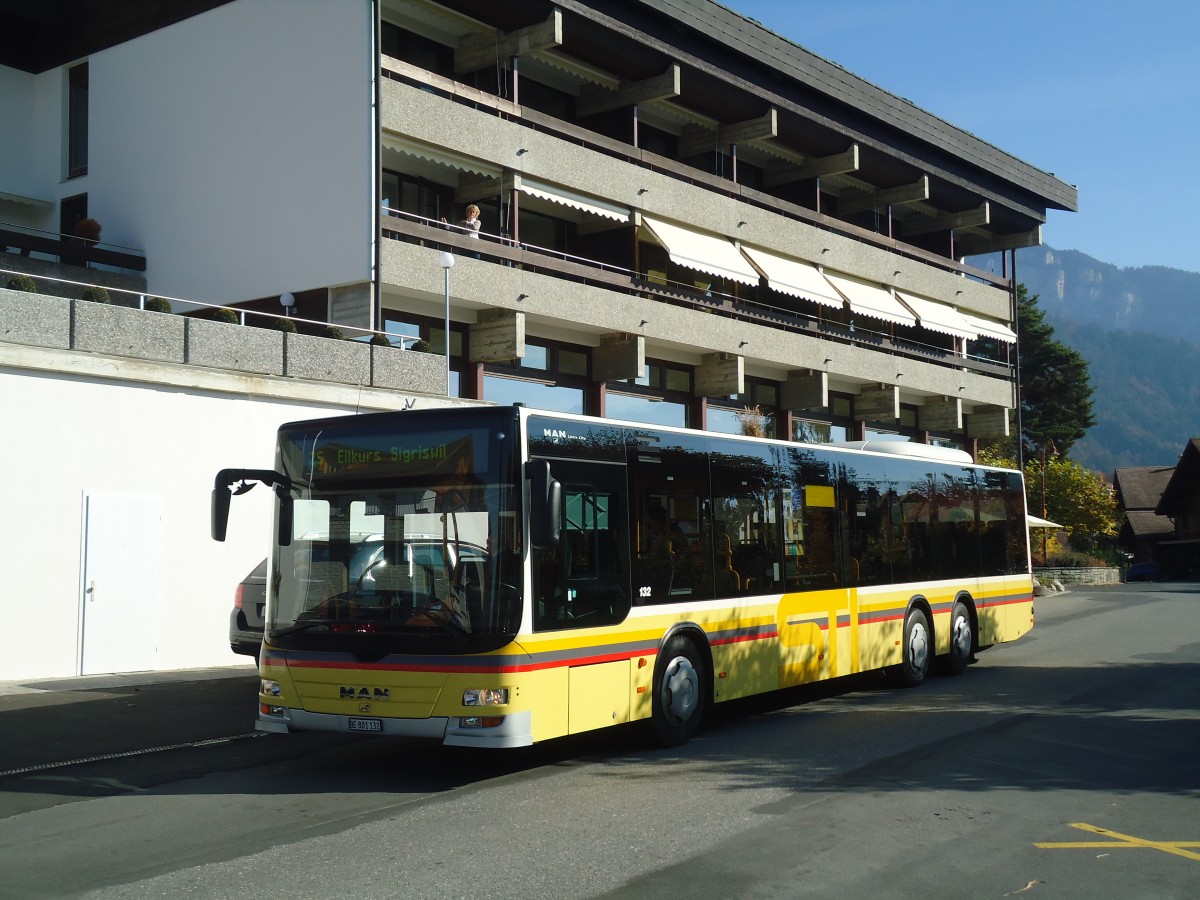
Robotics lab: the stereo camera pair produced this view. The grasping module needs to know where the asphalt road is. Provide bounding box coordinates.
[1,583,1197,899]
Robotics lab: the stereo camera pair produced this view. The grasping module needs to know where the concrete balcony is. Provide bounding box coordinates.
[380,230,1015,412]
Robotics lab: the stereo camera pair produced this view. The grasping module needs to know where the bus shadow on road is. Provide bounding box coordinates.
[1,660,1198,807]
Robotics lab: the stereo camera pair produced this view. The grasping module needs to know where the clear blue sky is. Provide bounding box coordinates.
[724,1,1200,273]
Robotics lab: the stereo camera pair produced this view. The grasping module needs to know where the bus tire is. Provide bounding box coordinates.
[898,607,931,688]
[945,601,973,676]
[651,634,706,746]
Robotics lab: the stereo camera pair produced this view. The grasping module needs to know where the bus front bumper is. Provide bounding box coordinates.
[256,708,534,748]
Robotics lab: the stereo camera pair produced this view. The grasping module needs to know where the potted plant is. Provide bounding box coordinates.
[80,286,111,303]
[74,218,102,245]
[5,274,38,292]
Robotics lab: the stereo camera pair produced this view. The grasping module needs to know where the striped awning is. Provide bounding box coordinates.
[516,177,629,222]
[640,215,760,286]
[0,190,52,209]
[380,134,500,179]
[739,246,844,309]
[894,290,979,340]
[962,312,1018,344]
[824,273,916,327]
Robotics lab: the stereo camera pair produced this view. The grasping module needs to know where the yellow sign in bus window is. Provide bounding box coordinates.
[805,485,835,508]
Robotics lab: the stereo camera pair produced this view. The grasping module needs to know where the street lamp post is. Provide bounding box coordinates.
[279,291,295,318]
[1040,439,1058,565]
[437,251,455,394]
[1041,444,1048,565]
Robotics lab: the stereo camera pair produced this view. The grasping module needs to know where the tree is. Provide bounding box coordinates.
[1016,283,1096,457]
[1027,453,1118,547]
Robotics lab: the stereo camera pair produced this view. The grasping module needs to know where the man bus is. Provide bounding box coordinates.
[212,405,1032,748]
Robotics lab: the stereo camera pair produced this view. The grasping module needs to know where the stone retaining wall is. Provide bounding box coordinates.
[1,287,446,393]
[1034,566,1120,586]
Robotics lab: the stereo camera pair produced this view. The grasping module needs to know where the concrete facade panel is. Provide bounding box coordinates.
[282,332,370,385]
[0,288,70,349]
[185,318,284,376]
[72,300,186,364]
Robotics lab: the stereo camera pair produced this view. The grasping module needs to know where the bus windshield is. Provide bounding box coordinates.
[266,417,521,657]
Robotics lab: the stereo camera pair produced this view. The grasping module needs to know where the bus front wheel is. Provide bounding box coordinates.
[898,607,931,688]
[651,634,706,746]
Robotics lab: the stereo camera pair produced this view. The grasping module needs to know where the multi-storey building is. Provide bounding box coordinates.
[2,0,1075,445]
[0,0,1075,679]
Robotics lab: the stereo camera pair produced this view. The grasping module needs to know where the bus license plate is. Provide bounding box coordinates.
[348,717,382,733]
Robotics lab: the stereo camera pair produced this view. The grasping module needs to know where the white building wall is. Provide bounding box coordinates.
[0,354,461,682]
[0,65,59,231]
[85,0,374,304]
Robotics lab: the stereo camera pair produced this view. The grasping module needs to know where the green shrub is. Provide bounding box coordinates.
[320,325,345,340]
[211,307,239,324]
[277,317,297,333]
[145,296,172,313]
[410,338,431,353]
[1046,550,1109,568]
[80,286,111,304]
[370,333,392,347]
[5,274,37,293]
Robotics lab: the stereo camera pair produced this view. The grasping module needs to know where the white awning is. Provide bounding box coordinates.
[380,134,500,179]
[0,190,52,209]
[824,273,916,327]
[1027,514,1062,530]
[739,246,844,309]
[894,290,979,340]
[640,215,761,286]
[516,177,629,222]
[962,312,1018,344]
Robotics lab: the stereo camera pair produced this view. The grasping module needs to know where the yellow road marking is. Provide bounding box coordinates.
[1035,823,1200,861]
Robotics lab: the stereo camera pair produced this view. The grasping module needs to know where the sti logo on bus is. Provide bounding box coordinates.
[341,686,390,701]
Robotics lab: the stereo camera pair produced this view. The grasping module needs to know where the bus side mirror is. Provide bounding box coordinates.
[211,486,231,542]
[527,460,562,549]
[278,496,293,547]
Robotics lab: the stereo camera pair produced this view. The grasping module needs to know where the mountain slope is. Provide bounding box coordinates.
[971,246,1200,471]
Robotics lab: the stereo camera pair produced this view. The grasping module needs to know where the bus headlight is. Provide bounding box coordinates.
[260,679,282,698]
[463,688,508,707]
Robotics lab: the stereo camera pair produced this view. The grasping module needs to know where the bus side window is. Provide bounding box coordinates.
[534,463,631,631]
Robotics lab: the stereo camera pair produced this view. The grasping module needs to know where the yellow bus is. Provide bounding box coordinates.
[212,405,1033,748]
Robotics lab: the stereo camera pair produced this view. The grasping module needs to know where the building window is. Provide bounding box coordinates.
[382,170,450,223]
[484,339,589,414]
[67,63,88,178]
[381,22,453,77]
[607,393,688,428]
[706,379,779,438]
[484,375,583,414]
[607,360,692,428]
[792,392,854,444]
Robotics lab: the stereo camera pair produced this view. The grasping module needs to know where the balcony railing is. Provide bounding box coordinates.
[380,55,1011,292]
[381,208,1012,379]
[0,222,146,273]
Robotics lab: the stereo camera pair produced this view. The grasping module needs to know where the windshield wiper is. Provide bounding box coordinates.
[270,620,329,639]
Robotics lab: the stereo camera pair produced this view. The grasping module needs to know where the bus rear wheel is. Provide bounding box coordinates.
[651,634,706,746]
[945,601,973,676]
[898,607,931,688]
